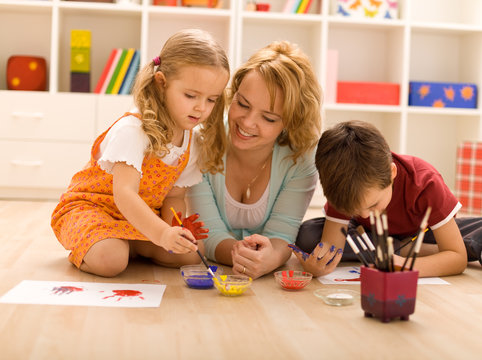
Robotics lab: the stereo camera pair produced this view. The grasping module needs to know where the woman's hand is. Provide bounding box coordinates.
[288,242,343,277]
[170,211,209,240]
[231,234,287,279]
[154,226,198,254]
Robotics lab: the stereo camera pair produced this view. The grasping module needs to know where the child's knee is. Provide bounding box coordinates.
[295,217,325,253]
[82,239,129,277]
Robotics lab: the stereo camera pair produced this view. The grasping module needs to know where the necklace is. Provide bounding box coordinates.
[245,152,272,200]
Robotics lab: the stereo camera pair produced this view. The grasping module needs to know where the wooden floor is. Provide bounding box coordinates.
[0,200,481,360]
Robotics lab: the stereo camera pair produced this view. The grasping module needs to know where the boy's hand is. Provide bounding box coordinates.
[288,242,343,277]
[170,212,209,240]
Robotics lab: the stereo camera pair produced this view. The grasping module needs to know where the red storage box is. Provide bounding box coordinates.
[337,81,400,105]
[455,142,482,215]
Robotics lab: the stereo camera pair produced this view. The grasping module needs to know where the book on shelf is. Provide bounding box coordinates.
[119,49,140,95]
[94,48,117,94]
[94,48,140,95]
[95,48,121,94]
[111,48,135,94]
[105,49,127,94]
[283,0,312,14]
[296,0,313,13]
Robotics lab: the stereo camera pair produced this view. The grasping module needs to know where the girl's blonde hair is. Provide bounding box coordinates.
[132,28,229,174]
[229,41,322,162]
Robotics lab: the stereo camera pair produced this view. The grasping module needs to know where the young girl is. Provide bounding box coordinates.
[51,29,230,277]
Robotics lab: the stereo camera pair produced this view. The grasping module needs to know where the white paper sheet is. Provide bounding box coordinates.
[0,280,167,308]
[317,266,450,285]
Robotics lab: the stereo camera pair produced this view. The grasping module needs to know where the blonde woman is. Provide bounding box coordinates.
[188,41,322,279]
[51,29,229,277]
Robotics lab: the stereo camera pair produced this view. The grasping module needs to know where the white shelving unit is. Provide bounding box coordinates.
[0,0,481,200]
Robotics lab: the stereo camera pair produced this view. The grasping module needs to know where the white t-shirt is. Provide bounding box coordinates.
[225,183,270,229]
[95,114,202,187]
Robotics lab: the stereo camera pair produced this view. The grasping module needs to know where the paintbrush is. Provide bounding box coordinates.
[387,236,394,272]
[375,210,387,271]
[395,228,429,253]
[356,225,377,262]
[401,207,432,272]
[341,228,369,267]
[351,230,376,264]
[170,207,216,279]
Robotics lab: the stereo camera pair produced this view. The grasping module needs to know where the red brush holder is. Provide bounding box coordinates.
[360,267,419,323]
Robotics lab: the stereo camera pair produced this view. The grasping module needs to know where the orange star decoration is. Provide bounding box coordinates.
[460,86,474,101]
[370,0,382,7]
[443,86,455,101]
[432,99,445,107]
[418,85,430,99]
[350,0,362,10]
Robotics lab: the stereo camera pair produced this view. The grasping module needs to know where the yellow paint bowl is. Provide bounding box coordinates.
[213,275,252,296]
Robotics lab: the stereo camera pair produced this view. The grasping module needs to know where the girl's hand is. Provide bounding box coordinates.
[170,212,209,240]
[288,242,343,277]
[155,226,198,254]
[231,235,275,279]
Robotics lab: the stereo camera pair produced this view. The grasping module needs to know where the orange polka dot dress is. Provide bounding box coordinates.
[51,113,191,268]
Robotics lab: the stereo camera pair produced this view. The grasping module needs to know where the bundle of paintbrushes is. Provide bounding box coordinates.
[341,207,432,272]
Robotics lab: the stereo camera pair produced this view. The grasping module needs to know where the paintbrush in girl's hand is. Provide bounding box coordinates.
[170,207,216,279]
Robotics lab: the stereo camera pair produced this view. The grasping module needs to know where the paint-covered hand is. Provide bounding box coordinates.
[288,242,343,277]
[170,212,209,240]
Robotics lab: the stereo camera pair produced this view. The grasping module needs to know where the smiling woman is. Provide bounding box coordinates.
[187,40,322,279]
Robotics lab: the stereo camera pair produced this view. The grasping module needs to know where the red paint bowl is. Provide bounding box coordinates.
[274,270,313,290]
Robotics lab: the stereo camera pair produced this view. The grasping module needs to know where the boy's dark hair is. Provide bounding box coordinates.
[315,120,393,215]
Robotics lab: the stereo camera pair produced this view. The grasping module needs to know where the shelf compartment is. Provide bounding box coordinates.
[324,109,402,153]
[327,23,405,87]
[406,113,481,190]
[0,4,52,91]
[146,10,233,68]
[240,0,321,15]
[57,6,142,93]
[409,30,482,107]
[409,0,482,27]
[238,16,322,76]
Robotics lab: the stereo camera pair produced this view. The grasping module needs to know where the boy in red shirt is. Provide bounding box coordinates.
[292,120,481,277]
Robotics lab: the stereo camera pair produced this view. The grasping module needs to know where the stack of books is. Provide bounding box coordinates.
[283,0,313,13]
[94,48,140,95]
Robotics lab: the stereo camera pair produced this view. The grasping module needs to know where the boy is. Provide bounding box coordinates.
[292,120,481,277]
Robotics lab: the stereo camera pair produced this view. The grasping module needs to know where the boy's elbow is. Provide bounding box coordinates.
[450,251,468,275]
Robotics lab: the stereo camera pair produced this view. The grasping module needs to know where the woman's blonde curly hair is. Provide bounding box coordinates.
[131,28,229,174]
[229,41,322,162]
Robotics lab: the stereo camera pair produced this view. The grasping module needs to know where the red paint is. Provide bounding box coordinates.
[103,289,145,301]
[277,271,312,290]
[334,277,361,282]
[52,286,83,295]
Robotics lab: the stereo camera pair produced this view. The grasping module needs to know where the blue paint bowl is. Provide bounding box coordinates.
[180,264,223,289]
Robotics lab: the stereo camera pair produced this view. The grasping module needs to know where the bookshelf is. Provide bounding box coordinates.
[0,0,481,201]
